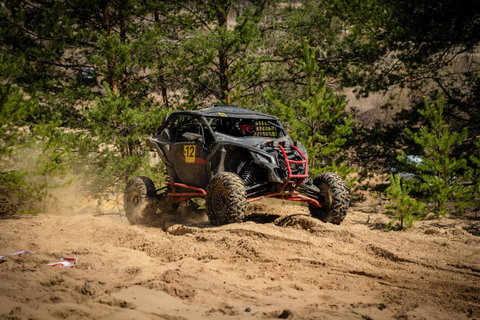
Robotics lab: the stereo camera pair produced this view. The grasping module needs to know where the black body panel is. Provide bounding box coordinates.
[149,105,318,201]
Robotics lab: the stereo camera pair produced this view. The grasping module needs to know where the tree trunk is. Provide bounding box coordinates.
[155,9,169,108]
[217,0,230,103]
[119,10,128,97]
[102,2,117,93]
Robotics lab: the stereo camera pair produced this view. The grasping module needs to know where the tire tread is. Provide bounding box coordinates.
[206,172,247,225]
[309,172,349,225]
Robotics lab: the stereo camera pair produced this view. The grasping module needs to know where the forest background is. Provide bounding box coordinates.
[1,0,479,229]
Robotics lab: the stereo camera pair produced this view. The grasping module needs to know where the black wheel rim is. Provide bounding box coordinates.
[212,187,227,216]
[129,190,140,207]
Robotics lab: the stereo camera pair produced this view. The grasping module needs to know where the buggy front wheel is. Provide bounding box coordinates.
[205,172,247,225]
[309,172,349,225]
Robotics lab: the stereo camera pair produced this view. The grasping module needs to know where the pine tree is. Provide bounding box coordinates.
[326,0,480,163]
[80,84,169,192]
[0,0,175,112]
[384,174,425,231]
[169,0,270,106]
[0,54,65,216]
[0,55,37,216]
[403,94,468,215]
[264,40,355,181]
[261,0,355,98]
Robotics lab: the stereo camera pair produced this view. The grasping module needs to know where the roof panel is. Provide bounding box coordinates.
[197,105,279,120]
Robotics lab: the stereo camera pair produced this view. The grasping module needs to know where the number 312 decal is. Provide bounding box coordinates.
[184,145,196,163]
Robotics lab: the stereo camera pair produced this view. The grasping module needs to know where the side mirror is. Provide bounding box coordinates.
[182,132,203,142]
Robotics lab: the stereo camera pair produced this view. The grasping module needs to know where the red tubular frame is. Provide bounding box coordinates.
[247,142,321,207]
[167,181,206,203]
[276,144,309,193]
[165,141,322,208]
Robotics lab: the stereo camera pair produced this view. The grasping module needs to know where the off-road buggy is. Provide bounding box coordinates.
[124,106,349,226]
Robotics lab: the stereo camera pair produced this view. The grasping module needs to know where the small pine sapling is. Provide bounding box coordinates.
[385,174,425,231]
[403,94,468,215]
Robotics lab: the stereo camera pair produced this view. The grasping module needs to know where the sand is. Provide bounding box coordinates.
[1,193,479,319]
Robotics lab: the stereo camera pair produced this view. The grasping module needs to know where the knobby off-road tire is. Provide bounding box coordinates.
[124,176,159,225]
[206,172,247,226]
[309,172,349,225]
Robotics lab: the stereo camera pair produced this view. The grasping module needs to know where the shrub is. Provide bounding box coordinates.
[385,174,425,231]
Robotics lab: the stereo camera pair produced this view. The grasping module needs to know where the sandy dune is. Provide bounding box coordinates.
[1,195,479,319]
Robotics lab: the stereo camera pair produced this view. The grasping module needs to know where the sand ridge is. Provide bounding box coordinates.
[1,197,479,319]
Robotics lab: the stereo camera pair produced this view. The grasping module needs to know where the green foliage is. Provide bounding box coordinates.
[0,54,63,216]
[326,0,480,93]
[80,83,169,193]
[328,0,480,167]
[402,94,468,215]
[384,174,425,231]
[262,1,349,92]
[0,91,70,216]
[32,115,75,209]
[170,0,270,106]
[0,55,36,216]
[1,0,478,216]
[264,40,356,185]
[463,137,480,211]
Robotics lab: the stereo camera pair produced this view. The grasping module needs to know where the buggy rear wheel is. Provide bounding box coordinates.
[205,172,246,225]
[309,172,349,225]
[124,176,158,225]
